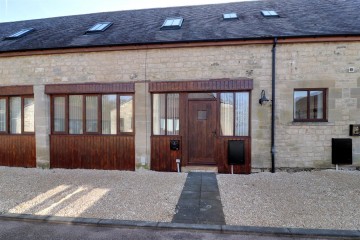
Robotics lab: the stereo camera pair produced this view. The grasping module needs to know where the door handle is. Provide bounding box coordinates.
[212,130,217,136]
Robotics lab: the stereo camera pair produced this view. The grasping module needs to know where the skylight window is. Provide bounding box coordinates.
[261,10,279,17]
[4,28,35,40]
[223,13,238,20]
[161,17,184,30]
[86,22,113,34]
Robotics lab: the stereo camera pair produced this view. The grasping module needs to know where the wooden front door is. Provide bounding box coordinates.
[188,100,217,165]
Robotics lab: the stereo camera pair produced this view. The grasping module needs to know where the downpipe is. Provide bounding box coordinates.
[271,38,277,173]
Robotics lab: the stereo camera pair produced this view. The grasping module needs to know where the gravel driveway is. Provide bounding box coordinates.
[0,167,187,222]
[217,170,360,230]
[1,167,360,231]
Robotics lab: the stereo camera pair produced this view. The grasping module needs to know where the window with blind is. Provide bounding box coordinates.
[51,94,134,135]
[0,96,35,134]
[152,93,179,135]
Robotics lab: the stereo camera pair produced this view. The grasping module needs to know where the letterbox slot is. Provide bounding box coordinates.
[170,140,180,151]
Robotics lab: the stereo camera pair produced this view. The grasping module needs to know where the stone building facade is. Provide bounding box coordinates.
[0,41,359,171]
[0,0,359,172]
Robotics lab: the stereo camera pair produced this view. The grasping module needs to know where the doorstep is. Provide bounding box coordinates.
[181,166,218,173]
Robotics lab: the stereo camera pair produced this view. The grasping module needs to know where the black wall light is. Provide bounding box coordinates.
[259,90,269,105]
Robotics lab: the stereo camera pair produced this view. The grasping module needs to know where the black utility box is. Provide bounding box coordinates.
[350,124,360,136]
[332,138,352,165]
[170,140,180,151]
[228,140,245,165]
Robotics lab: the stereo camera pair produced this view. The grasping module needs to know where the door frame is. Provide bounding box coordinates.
[149,78,253,173]
[187,98,218,165]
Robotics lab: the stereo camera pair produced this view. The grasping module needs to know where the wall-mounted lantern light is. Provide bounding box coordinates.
[259,90,269,105]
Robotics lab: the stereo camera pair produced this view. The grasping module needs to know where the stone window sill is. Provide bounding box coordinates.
[288,121,335,126]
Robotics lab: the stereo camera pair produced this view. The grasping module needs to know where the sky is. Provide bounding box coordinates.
[0,0,250,23]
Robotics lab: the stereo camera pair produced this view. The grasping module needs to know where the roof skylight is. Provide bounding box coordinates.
[4,28,35,40]
[86,22,113,33]
[161,17,184,30]
[261,10,279,17]
[223,13,238,20]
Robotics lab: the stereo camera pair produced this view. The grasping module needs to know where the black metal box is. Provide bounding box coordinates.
[228,140,245,165]
[332,138,352,165]
[350,124,360,136]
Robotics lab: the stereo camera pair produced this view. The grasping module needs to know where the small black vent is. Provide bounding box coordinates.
[228,140,245,165]
[332,138,352,165]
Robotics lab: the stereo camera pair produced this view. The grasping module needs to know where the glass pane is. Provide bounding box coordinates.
[54,97,65,132]
[24,97,34,132]
[120,96,133,133]
[86,96,98,132]
[0,99,6,132]
[10,97,22,134]
[235,92,249,136]
[152,94,166,135]
[220,93,234,136]
[310,91,323,119]
[167,94,179,135]
[294,91,308,119]
[102,95,117,134]
[69,95,83,134]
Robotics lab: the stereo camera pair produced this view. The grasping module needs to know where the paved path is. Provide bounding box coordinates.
[172,172,225,225]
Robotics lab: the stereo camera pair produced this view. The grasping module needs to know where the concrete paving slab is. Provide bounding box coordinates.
[98,219,158,228]
[180,190,201,199]
[288,227,360,238]
[201,191,221,200]
[222,225,292,235]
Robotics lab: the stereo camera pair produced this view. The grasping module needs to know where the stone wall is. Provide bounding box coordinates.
[275,42,360,169]
[0,41,359,171]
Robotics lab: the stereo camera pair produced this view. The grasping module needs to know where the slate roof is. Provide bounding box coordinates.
[0,0,360,53]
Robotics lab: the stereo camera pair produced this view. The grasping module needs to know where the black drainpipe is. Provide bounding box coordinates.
[271,37,277,173]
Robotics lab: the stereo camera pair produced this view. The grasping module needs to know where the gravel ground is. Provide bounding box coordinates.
[217,170,360,230]
[0,167,187,222]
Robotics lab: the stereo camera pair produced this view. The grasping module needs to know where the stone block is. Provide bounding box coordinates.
[329,88,342,98]
[350,88,360,97]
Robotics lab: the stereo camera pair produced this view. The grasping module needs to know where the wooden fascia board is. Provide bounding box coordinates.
[45,82,135,94]
[0,85,33,95]
[149,78,254,93]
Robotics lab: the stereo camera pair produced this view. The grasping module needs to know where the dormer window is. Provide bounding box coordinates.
[161,17,183,30]
[4,28,35,40]
[261,10,279,17]
[223,13,238,20]
[85,22,113,34]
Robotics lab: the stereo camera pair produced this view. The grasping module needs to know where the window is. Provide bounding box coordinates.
[102,95,117,134]
[293,89,327,122]
[0,99,6,132]
[54,97,66,132]
[161,17,184,30]
[4,28,35,40]
[52,94,134,135]
[261,10,279,17]
[24,97,35,132]
[220,92,249,136]
[120,96,133,133]
[0,96,34,134]
[152,93,179,135]
[85,22,113,34]
[223,13,238,20]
